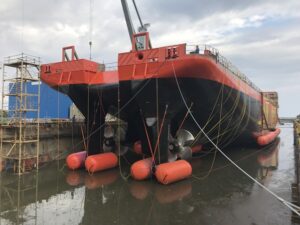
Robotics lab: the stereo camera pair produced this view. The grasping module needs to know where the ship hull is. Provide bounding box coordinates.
[41,44,278,162]
[62,76,262,158]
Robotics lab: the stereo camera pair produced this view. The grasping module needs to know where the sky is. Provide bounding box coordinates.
[0,0,299,117]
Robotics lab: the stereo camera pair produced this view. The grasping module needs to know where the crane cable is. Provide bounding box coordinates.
[132,0,143,28]
[171,61,300,216]
[89,0,93,60]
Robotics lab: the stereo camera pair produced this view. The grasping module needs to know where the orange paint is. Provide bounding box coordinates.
[131,158,153,181]
[155,160,192,185]
[85,152,118,173]
[191,144,202,154]
[66,151,87,170]
[257,128,281,146]
[41,44,262,102]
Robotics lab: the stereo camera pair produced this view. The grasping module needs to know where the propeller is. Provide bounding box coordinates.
[168,129,195,161]
[177,129,195,147]
[114,126,128,156]
[103,125,128,156]
[177,129,194,160]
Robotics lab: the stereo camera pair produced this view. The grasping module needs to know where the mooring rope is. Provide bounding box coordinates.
[68,60,168,153]
[200,76,225,179]
[140,109,154,157]
[117,82,130,180]
[152,105,168,164]
[176,102,193,135]
[193,82,241,147]
[171,61,300,216]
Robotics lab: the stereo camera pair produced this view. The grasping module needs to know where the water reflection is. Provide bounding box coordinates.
[0,163,83,225]
[0,128,294,225]
[257,139,279,180]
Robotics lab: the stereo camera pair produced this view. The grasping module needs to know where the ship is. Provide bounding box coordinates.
[40,0,279,166]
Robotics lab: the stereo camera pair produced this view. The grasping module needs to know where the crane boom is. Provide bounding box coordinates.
[120,0,152,49]
[120,0,135,43]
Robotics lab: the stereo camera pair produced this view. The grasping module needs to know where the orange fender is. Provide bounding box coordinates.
[155,160,192,185]
[131,157,153,181]
[66,151,87,170]
[85,152,118,173]
[257,128,281,146]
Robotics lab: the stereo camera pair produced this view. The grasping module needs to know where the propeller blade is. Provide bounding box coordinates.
[168,151,178,162]
[177,129,195,147]
[146,117,156,126]
[177,147,193,160]
[104,126,114,138]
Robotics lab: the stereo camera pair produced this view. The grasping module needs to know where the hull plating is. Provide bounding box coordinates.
[63,76,262,156]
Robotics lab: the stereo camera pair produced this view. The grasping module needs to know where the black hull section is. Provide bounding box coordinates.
[62,77,262,160]
[63,82,141,155]
[132,78,261,146]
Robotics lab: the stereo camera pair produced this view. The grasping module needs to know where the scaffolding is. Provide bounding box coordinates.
[0,53,40,175]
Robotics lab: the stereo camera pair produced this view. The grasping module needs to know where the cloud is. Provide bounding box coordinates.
[0,0,299,116]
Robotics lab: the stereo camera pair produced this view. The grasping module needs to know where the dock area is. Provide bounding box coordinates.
[0,53,85,174]
[0,123,297,225]
[0,120,84,173]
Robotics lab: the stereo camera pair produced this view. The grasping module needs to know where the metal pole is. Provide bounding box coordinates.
[37,61,41,170]
[18,59,24,175]
[34,169,39,225]
[0,65,2,225]
[1,63,4,172]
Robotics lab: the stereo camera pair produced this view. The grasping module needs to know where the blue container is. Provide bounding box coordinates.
[8,82,72,119]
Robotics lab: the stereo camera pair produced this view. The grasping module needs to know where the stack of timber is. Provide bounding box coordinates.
[292,118,300,222]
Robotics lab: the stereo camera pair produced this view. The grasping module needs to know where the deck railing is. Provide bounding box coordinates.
[187,44,261,92]
[104,62,117,71]
[102,45,261,93]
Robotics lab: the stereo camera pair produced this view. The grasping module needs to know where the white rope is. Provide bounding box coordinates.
[171,61,300,216]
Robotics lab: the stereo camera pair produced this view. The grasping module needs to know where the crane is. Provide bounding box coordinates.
[120,0,152,49]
